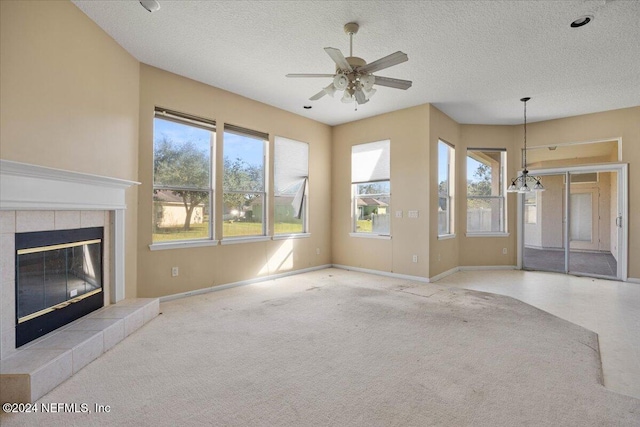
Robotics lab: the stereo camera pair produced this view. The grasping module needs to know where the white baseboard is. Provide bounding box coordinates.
[331,264,430,283]
[428,267,460,282]
[626,277,640,284]
[159,264,332,302]
[458,265,519,271]
[429,265,518,282]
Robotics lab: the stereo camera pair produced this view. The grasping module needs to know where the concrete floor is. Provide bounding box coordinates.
[436,269,640,399]
[524,247,618,277]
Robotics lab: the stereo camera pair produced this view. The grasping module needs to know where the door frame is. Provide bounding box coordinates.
[566,187,599,251]
[517,162,628,280]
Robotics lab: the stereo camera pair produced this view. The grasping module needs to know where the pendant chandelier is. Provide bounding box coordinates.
[507,97,545,193]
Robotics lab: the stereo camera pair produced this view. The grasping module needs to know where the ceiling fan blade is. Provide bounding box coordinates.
[309,89,327,101]
[354,88,368,105]
[324,47,353,72]
[286,74,335,78]
[372,76,413,90]
[359,51,408,74]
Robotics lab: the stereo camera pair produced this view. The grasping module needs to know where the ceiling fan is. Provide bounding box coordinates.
[286,22,412,105]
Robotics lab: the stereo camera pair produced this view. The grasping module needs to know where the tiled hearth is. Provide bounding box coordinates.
[0,160,153,403]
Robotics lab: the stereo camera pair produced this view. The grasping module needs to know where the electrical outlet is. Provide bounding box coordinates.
[70,289,78,298]
[502,248,507,255]
[316,248,320,255]
[438,253,442,262]
[412,255,418,263]
[171,267,179,277]
[395,210,403,218]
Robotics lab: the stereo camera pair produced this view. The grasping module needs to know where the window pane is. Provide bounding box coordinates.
[153,190,210,241]
[438,140,454,235]
[354,181,390,234]
[153,117,211,189]
[223,129,265,238]
[275,137,308,234]
[467,197,504,232]
[274,195,304,234]
[223,132,265,192]
[223,193,264,237]
[467,149,506,233]
[438,197,449,235]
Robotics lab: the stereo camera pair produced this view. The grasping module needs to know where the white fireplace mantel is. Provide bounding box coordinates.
[0,159,139,303]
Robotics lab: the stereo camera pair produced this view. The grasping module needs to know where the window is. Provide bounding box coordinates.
[524,192,537,224]
[351,140,391,235]
[223,125,267,238]
[466,149,507,233]
[274,137,309,235]
[152,108,215,243]
[438,140,455,236]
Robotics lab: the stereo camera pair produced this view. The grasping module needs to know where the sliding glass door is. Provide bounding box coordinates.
[521,166,626,280]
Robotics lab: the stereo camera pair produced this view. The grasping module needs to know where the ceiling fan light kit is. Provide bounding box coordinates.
[286,22,412,107]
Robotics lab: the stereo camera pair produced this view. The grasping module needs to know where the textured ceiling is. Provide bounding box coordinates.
[72,1,640,126]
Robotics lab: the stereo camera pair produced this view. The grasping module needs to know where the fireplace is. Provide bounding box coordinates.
[15,227,104,347]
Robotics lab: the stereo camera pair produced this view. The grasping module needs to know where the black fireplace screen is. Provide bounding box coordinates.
[15,227,104,346]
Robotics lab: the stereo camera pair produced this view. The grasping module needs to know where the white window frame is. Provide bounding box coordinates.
[438,140,455,238]
[466,148,508,236]
[350,140,391,238]
[151,108,216,248]
[274,136,309,236]
[222,125,268,240]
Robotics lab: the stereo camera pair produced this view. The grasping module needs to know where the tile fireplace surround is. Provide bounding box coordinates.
[0,160,157,403]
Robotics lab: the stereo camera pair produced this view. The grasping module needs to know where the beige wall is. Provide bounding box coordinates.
[331,105,430,277]
[429,106,460,276]
[137,65,332,297]
[0,1,140,297]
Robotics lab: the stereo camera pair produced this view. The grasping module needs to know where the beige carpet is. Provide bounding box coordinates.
[2,268,639,426]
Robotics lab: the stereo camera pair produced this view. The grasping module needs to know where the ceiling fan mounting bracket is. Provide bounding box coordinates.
[344,22,359,36]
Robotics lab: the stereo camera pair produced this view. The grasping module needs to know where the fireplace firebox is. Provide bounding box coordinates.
[15,227,104,347]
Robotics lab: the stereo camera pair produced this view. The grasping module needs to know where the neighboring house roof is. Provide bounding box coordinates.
[154,190,206,207]
[357,198,388,207]
[153,190,184,203]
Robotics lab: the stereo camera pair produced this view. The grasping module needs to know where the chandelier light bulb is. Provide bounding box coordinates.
[333,74,349,91]
[360,74,375,91]
[363,87,377,100]
[341,89,354,103]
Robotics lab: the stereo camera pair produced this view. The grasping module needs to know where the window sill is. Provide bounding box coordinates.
[465,232,510,238]
[437,234,456,240]
[221,236,271,245]
[149,240,218,251]
[349,233,392,240]
[272,233,311,241]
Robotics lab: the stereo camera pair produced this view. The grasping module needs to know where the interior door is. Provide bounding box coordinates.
[569,188,600,251]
